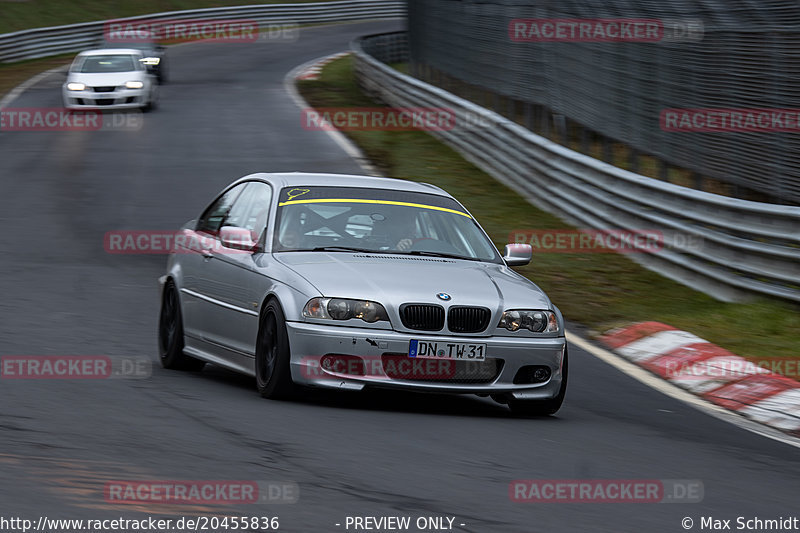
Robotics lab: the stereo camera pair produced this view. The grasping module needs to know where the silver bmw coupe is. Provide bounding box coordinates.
[158,172,568,415]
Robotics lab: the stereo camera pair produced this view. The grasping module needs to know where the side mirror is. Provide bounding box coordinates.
[503,243,532,266]
[219,226,257,252]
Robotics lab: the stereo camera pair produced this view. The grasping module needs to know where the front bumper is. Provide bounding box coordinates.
[286,321,566,400]
[63,87,148,109]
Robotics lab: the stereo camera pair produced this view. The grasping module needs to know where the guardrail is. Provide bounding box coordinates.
[0,1,405,63]
[353,32,800,303]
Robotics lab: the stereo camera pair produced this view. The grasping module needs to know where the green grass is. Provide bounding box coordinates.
[0,0,322,34]
[298,55,800,364]
[0,54,74,98]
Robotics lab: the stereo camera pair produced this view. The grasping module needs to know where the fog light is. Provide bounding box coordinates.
[533,367,550,382]
[320,355,365,376]
[513,365,552,384]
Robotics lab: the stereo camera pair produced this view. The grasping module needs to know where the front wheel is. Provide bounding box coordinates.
[508,347,568,417]
[158,280,205,371]
[255,299,297,399]
[143,84,158,112]
[157,62,168,84]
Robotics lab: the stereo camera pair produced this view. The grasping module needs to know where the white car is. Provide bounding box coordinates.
[62,49,158,110]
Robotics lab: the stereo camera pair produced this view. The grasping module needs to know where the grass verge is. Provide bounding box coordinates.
[0,54,73,99]
[297,55,800,363]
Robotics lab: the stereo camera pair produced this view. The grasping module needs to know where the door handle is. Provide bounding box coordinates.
[201,249,214,259]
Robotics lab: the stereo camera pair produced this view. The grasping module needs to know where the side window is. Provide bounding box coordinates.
[196,185,245,235]
[243,183,273,241]
[222,182,273,241]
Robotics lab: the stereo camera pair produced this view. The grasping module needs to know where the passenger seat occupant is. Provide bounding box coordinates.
[280,229,301,249]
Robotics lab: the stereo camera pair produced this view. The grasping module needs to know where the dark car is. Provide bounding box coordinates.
[101,29,168,83]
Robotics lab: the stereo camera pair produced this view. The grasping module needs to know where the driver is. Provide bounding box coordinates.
[393,215,420,251]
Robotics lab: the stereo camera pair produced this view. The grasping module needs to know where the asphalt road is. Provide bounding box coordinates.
[1,20,798,533]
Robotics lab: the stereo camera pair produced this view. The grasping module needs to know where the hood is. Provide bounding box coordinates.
[274,252,551,312]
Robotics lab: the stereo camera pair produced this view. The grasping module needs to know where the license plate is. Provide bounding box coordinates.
[408,339,486,361]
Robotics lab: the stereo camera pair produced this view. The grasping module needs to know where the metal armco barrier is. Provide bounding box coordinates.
[405,0,800,206]
[353,32,800,303]
[0,1,405,63]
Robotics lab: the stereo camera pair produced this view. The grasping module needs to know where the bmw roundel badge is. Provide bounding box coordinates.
[436,292,452,301]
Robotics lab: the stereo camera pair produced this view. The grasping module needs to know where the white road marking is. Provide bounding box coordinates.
[1,64,69,108]
[283,52,381,177]
[567,331,800,449]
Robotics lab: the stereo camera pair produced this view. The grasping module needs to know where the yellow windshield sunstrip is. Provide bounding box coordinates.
[277,198,472,218]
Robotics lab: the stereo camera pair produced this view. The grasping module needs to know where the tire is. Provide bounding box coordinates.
[158,280,205,371]
[157,62,167,84]
[143,85,158,112]
[255,299,297,399]
[508,347,568,417]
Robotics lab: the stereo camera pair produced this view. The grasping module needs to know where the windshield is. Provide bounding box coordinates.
[272,186,501,262]
[74,54,138,73]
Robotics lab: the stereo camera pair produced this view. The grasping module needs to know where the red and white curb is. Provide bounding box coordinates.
[295,52,350,80]
[601,322,800,435]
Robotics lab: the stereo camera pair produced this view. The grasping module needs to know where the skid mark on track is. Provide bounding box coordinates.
[0,452,232,515]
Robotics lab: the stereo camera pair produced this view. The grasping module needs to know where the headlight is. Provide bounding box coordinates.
[498,310,558,333]
[125,81,144,89]
[140,57,161,66]
[303,297,389,323]
[66,82,86,91]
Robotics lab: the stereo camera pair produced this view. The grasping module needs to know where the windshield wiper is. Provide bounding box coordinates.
[296,247,480,261]
[405,250,480,261]
[310,246,391,254]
